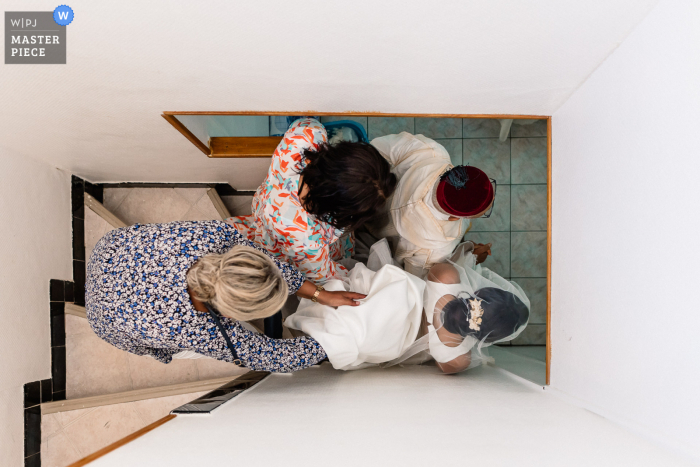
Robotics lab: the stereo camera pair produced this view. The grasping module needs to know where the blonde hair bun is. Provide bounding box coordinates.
[187,245,288,321]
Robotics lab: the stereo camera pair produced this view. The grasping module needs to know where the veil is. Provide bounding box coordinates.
[376,241,531,372]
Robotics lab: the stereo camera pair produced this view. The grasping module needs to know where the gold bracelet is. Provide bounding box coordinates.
[311,284,325,303]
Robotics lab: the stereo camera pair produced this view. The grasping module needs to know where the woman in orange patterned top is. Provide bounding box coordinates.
[228,118,396,285]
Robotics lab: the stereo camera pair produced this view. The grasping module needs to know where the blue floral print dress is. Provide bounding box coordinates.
[85,220,327,372]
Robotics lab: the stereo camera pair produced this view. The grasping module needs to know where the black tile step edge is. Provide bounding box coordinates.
[22,175,94,466]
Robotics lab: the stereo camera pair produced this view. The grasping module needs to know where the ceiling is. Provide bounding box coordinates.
[0,0,658,188]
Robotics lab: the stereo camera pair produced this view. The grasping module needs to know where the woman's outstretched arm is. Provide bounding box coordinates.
[229,225,363,303]
[228,321,328,373]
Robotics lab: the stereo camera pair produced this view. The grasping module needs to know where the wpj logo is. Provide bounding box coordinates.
[5,6,73,64]
[11,17,39,28]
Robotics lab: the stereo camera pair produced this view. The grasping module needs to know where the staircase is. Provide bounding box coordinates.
[39,185,255,467]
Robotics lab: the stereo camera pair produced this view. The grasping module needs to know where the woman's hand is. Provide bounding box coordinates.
[317,290,366,307]
[296,280,366,307]
[472,243,492,264]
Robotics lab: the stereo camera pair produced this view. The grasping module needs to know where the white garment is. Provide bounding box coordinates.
[423,189,451,222]
[285,263,426,370]
[423,243,531,322]
[286,240,529,373]
[386,242,530,368]
[370,132,472,274]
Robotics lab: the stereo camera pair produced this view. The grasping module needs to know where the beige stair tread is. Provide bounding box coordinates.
[65,315,247,399]
[43,375,240,414]
[41,390,209,467]
[102,187,223,225]
[65,303,86,318]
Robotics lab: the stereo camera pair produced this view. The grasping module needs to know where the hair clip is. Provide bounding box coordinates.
[468,298,484,331]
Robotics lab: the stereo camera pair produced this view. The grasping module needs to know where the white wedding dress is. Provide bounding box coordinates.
[285,258,425,370]
[285,240,530,371]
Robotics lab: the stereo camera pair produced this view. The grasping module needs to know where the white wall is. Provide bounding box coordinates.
[0,150,72,467]
[92,365,693,467]
[0,0,656,187]
[551,0,700,460]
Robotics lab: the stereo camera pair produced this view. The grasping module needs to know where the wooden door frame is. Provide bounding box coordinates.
[162,111,546,157]
[162,111,553,385]
[546,117,552,385]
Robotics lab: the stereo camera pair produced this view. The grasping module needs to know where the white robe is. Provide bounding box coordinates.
[370,132,472,276]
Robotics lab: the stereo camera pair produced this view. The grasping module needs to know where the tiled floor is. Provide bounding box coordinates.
[86,187,224,260]
[103,187,222,227]
[321,117,549,345]
[41,391,207,467]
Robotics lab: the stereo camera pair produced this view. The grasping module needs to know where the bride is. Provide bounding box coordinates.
[285,240,531,374]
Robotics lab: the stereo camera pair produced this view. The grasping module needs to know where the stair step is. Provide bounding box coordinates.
[42,374,241,414]
[41,393,204,466]
[84,192,127,228]
[65,313,248,399]
[65,303,86,319]
[40,186,258,466]
[206,187,231,219]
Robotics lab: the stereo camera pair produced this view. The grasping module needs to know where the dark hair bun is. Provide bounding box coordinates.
[300,142,396,232]
[442,288,529,342]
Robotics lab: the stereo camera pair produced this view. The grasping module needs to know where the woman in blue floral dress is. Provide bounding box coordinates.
[85,220,364,373]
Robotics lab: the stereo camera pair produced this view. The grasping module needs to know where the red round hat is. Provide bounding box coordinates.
[436,166,494,217]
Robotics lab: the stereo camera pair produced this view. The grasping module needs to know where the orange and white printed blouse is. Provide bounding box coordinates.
[227,118,353,284]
